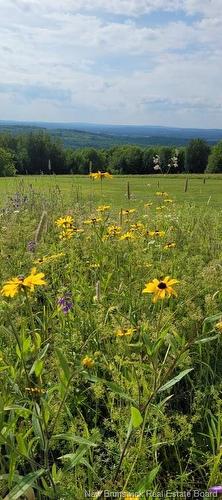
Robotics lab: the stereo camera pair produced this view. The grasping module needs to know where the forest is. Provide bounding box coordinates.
[0,129,222,176]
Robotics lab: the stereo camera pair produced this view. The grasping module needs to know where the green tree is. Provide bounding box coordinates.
[109,145,143,174]
[185,139,210,173]
[206,141,222,173]
[0,147,16,176]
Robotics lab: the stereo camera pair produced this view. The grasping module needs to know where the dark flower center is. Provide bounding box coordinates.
[158,281,167,290]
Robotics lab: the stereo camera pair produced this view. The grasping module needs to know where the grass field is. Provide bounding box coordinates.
[1,174,222,498]
[1,173,222,208]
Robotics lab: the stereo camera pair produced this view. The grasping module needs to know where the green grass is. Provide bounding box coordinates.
[1,174,222,208]
[1,174,222,498]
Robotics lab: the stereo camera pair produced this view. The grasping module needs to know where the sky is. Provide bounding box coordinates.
[0,0,221,128]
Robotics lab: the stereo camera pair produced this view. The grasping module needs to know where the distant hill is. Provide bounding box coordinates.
[1,120,222,148]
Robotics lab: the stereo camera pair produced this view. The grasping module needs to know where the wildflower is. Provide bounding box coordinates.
[1,268,46,298]
[208,486,222,495]
[156,206,165,211]
[96,205,111,212]
[144,202,153,208]
[148,230,165,237]
[215,321,222,332]
[155,192,168,197]
[34,252,65,265]
[122,209,136,216]
[58,292,73,314]
[55,216,74,228]
[81,356,95,368]
[116,327,136,337]
[27,240,36,253]
[164,199,173,203]
[84,217,102,225]
[130,222,144,231]
[104,225,122,239]
[164,242,176,250]
[142,276,179,303]
[25,387,46,395]
[59,229,74,240]
[89,171,112,180]
[119,231,135,241]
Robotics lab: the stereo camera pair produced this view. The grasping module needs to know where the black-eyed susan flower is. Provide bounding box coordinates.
[144,202,153,208]
[121,209,136,216]
[119,231,136,241]
[142,276,179,303]
[96,205,111,212]
[1,268,46,297]
[164,199,173,203]
[155,191,168,197]
[164,242,176,250]
[130,222,144,231]
[89,171,112,180]
[84,217,102,225]
[105,225,122,238]
[34,252,65,265]
[55,215,74,228]
[59,228,75,240]
[81,356,95,368]
[148,230,165,237]
[116,327,136,337]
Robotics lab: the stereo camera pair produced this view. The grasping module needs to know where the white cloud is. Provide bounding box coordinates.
[0,0,221,126]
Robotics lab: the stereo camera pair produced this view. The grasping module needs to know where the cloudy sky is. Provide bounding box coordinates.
[0,0,221,127]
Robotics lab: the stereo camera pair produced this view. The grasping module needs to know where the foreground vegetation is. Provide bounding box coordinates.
[1,176,222,498]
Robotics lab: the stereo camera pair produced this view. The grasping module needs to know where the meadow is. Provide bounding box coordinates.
[1,174,222,499]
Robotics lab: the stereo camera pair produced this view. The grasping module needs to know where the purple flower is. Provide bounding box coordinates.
[58,292,73,314]
[209,486,222,495]
[27,240,36,253]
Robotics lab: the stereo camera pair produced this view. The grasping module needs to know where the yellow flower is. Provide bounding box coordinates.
[156,206,165,211]
[144,202,153,208]
[55,215,74,228]
[81,356,95,368]
[89,171,112,180]
[130,222,144,231]
[23,268,46,292]
[59,229,74,240]
[119,231,135,241]
[142,276,179,303]
[1,268,46,297]
[164,242,176,250]
[96,205,111,212]
[104,224,121,239]
[215,321,222,332]
[122,209,136,216]
[148,230,165,237]
[116,327,136,337]
[84,217,102,225]
[155,191,168,197]
[164,199,173,203]
[34,252,65,265]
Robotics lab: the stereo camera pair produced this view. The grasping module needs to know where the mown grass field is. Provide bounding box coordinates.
[1,174,222,499]
[1,173,222,208]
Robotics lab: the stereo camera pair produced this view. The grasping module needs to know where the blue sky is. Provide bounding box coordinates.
[0,0,221,127]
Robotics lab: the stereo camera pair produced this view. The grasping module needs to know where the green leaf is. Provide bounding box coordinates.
[58,445,87,470]
[130,406,143,429]
[6,469,45,499]
[56,348,70,383]
[53,433,97,447]
[158,368,193,393]
[136,465,160,493]
[29,359,44,377]
[195,335,219,344]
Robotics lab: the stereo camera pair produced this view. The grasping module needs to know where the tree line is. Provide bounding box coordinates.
[0,130,222,176]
